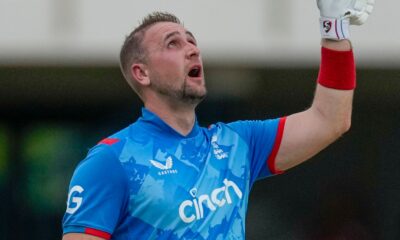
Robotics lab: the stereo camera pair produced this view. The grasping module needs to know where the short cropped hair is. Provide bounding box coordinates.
[119,12,182,94]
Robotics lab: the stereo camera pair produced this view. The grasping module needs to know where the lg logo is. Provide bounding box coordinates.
[66,185,84,214]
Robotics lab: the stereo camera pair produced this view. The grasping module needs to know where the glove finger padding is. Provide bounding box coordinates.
[345,0,375,25]
[318,0,354,18]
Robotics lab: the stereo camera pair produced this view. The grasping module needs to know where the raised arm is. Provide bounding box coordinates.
[275,39,353,171]
[272,0,374,172]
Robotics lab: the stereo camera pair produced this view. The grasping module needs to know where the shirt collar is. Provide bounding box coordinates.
[139,107,200,138]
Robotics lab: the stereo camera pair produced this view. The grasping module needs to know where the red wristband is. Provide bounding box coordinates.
[317,47,356,90]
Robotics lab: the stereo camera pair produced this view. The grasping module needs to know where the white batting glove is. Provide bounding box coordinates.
[317,0,375,40]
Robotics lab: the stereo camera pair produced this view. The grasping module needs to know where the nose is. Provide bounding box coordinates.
[186,43,200,59]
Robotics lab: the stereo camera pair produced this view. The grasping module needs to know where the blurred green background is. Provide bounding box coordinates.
[1,65,399,239]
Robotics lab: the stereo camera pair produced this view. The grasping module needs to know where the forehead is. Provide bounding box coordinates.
[143,22,192,46]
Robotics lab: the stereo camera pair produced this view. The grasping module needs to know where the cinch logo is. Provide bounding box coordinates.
[66,185,84,214]
[178,179,243,223]
[211,135,228,160]
[150,156,178,176]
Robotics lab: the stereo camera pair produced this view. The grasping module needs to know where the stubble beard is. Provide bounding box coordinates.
[181,79,207,105]
[151,76,207,106]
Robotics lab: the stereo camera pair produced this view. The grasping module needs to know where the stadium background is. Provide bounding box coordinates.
[1,1,399,239]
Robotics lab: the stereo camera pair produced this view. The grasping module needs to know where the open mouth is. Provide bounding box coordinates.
[188,66,201,78]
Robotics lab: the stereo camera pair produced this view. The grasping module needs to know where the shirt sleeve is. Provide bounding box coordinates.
[227,117,286,184]
[62,145,129,239]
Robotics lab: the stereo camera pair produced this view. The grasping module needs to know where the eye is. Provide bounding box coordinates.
[167,40,178,48]
[188,39,197,46]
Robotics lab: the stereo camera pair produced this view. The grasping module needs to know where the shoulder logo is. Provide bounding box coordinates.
[66,185,84,214]
[149,156,178,176]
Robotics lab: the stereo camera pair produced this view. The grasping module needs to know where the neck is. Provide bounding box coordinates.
[145,99,197,136]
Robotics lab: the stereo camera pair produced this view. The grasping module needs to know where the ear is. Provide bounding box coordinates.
[130,63,150,86]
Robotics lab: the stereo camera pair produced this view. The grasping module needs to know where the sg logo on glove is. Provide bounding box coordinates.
[323,20,332,33]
